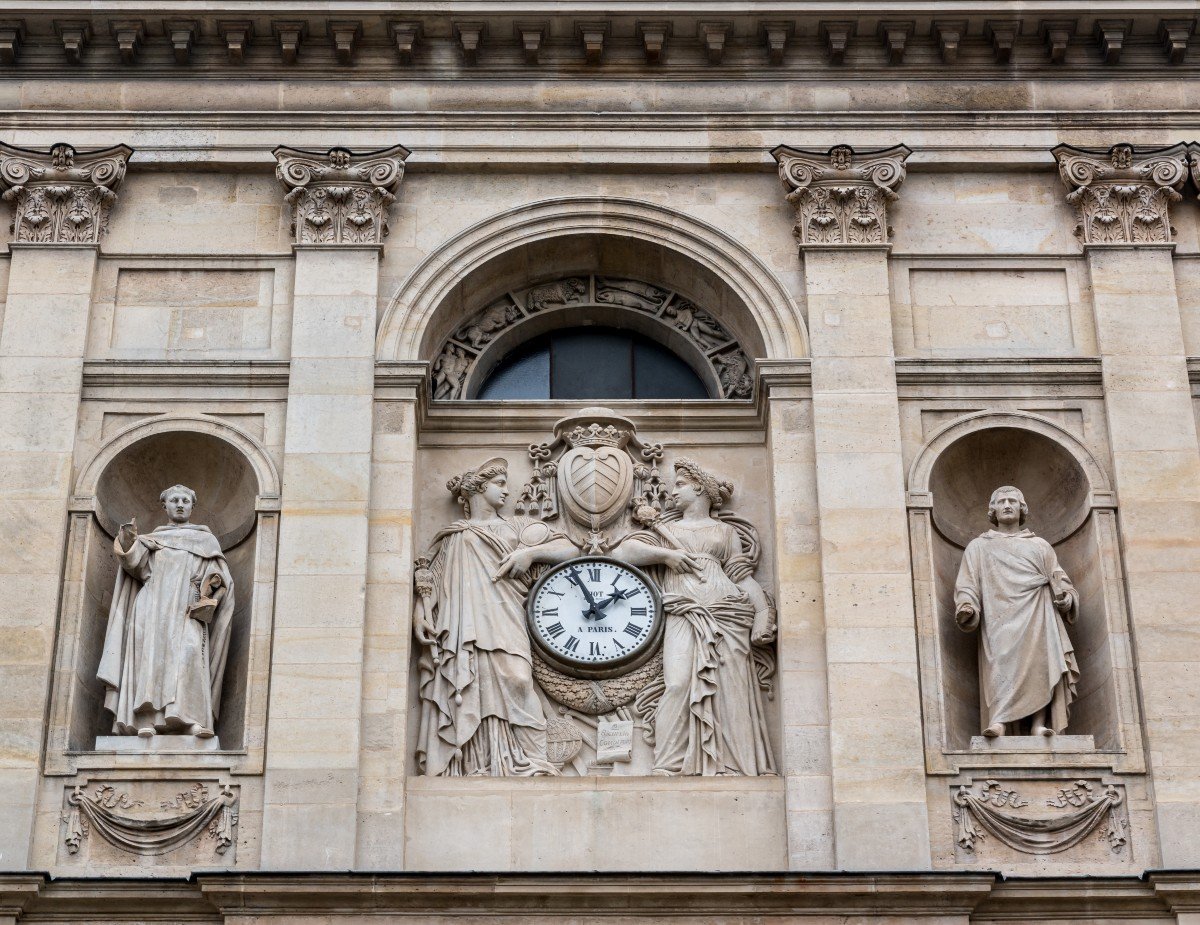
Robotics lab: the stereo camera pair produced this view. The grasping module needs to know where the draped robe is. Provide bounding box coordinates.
[415,517,558,777]
[637,516,775,776]
[954,529,1079,733]
[98,524,234,735]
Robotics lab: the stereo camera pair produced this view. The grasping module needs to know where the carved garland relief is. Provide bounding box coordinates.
[412,408,778,777]
[430,275,755,400]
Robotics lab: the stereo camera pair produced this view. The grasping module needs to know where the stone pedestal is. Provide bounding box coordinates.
[969,735,1096,753]
[94,735,224,753]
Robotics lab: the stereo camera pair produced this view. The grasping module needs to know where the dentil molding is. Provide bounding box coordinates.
[1052,141,1189,245]
[771,142,910,246]
[0,141,131,244]
[273,143,409,246]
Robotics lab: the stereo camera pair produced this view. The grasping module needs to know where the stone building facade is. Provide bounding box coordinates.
[1,1,1200,922]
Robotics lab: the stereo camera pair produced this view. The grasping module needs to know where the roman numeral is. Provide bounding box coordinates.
[588,567,602,582]
[626,588,642,598]
[545,622,565,638]
[624,622,642,637]
[547,589,565,598]
[612,637,626,651]
[563,635,580,653]
[588,641,601,657]
[630,607,647,617]
[542,607,558,618]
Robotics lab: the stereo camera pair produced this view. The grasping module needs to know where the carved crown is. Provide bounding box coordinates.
[563,423,630,449]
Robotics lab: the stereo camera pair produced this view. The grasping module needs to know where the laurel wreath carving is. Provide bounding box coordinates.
[531,650,664,715]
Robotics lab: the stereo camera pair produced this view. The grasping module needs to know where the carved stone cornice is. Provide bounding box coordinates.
[0,141,131,245]
[1052,141,1189,245]
[273,144,409,246]
[771,143,910,247]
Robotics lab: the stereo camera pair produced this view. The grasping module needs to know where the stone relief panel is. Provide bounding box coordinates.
[771,143,910,246]
[411,408,778,777]
[950,776,1132,868]
[58,778,239,866]
[428,276,754,400]
[0,141,131,244]
[273,144,408,246]
[1052,142,1188,245]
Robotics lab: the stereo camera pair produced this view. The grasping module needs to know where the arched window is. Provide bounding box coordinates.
[429,275,755,401]
[477,326,710,400]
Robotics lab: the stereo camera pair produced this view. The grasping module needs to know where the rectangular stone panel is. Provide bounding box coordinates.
[109,268,274,352]
[910,268,1074,354]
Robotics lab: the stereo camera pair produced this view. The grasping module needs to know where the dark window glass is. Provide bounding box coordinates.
[475,326,710,400]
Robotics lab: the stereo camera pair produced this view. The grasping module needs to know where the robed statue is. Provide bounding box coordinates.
[614,458,777,776]
[954,486,1080,738]
[413,457,578,776]
[98,485,234,739]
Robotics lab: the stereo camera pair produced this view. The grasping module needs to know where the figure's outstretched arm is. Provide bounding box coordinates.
[611,537,698,574]
[493,536,579,580]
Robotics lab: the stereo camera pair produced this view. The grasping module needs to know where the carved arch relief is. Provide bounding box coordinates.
[430,274,755,400]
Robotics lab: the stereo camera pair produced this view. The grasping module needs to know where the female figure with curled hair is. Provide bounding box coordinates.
[414,457,578,776]
[98,484,234,739]
[614,458,777,776]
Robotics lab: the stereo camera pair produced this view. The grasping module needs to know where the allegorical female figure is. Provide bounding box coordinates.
[955,485,1080,737]
[413,457,578,776]
[98,485,234,738]
[615,458,776,776]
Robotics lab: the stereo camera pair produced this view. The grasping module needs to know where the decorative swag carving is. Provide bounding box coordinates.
[63,782,238,857]
[953,779,1127,856]
[430,275,755,400]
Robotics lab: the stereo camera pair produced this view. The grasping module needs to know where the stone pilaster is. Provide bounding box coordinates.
[772,143,931,869]
[1054,141,1200,866]
[0,141,130,865]
[260,145,407,869]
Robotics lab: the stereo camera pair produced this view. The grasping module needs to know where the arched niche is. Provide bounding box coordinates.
[47,416,280,769]
[376,197,806,368]
[906,412,1144,773]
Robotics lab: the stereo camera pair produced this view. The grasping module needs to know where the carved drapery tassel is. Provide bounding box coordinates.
[771,143,911,246]
[1053,142,1188,245]
[0,141,131,244]
[273,144,409,246]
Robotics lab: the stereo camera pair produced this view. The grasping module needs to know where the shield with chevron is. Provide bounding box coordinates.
[556,444,634,529]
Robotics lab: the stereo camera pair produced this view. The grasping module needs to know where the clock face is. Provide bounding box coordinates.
[527,557,662,679]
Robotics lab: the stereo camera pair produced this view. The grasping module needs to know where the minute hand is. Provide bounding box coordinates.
[566,569,600,616]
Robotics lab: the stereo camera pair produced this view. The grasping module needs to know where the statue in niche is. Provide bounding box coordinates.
[98,485,234,739]
[413,457,580,776]
[954,486,1080,738]
[613,459,777,775]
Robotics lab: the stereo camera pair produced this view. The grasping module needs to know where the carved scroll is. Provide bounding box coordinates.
[1053,142,1188,245]
[0,141,131,244]
[772,143,911,246]
[64,782,238,857]
[274,144,409,245]
[953,779,1127,855]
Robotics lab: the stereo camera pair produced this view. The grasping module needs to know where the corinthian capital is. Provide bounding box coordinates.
[273,144,409,246]
[0,141,132,245]
[1052,142,1188,245]
[771,143,910,247]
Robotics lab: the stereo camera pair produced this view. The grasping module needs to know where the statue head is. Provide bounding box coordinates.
[159,484,197,524]
[672,458,733,513]
[447,457,509,515]
[987,486,1028,527]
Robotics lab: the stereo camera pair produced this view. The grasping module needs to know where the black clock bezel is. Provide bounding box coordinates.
[526,555,664,680]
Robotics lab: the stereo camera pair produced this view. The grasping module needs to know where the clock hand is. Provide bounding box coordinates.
[566,568,601,620]
[592,586,632,614]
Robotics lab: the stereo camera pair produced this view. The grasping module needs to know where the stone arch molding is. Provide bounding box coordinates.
[375,196,807,366]
[73,413,282,509]
[907,410,1114,547]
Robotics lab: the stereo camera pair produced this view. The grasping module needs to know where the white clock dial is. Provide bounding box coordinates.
[527,557,661,678]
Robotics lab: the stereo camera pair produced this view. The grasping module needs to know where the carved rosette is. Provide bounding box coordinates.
[771,143,911,246]
[0,141,131,244]
[273,144,409,246]
[1053,142,1188,245]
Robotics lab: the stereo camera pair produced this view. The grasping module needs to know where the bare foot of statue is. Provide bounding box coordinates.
[983,723,1005,738]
